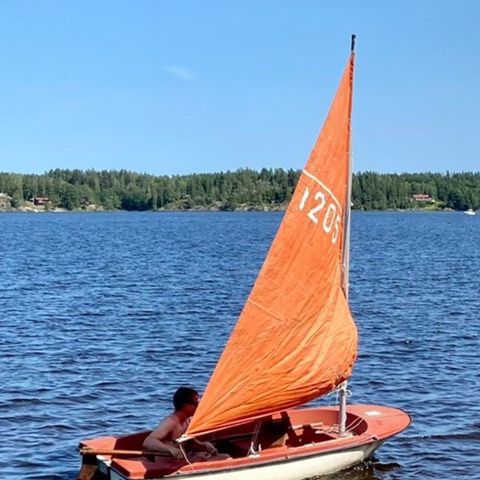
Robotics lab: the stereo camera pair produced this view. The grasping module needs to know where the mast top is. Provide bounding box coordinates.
[350,34,356,53]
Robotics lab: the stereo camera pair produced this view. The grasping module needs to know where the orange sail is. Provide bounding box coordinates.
[187,54,357,438]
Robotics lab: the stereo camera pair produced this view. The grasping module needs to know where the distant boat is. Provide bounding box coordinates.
[77,36,411,480]
[464,209,476,216]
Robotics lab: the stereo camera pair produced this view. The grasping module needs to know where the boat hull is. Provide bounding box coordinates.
[78,404,410,480]
[110,441,381,480]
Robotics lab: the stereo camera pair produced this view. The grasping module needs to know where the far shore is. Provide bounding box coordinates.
[0,204,469,214]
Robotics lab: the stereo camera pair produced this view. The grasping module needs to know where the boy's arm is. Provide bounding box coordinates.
[190,438,218,455]
[143,418,184,458]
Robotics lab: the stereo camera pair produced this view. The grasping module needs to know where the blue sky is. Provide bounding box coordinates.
[0,1,478,175]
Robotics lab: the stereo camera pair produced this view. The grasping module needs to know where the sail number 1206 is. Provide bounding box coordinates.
[298,186,341,244]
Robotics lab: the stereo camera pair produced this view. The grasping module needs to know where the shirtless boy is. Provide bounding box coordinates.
[143,387,221,460]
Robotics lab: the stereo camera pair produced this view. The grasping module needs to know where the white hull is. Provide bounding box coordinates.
[109,442,381,480]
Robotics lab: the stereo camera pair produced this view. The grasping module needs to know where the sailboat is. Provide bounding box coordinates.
[78,36,410,480]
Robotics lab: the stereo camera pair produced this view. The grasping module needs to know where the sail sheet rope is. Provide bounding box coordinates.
[177,442,195,470]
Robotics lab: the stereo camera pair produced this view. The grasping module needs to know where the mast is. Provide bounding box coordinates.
[341,33,355,300]
[338,34,355,436]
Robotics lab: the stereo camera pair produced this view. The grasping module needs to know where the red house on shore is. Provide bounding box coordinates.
[411,193,434,203]
[32,196,51,206]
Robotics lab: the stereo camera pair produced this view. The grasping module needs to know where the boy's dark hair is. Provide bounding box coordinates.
[173,387,198,411]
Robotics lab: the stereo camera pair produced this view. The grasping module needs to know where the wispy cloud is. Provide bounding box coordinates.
[163,65,196,82]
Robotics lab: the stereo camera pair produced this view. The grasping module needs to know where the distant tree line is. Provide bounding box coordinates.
[352,171,480,211]
[0,169,479,211]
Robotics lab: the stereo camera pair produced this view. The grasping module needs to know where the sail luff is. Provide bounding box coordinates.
[341,46,355,300]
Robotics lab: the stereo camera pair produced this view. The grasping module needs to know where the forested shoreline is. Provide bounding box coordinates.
[0,169,479,211]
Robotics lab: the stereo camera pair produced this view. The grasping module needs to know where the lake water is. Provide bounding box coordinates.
[0,211,479,480]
